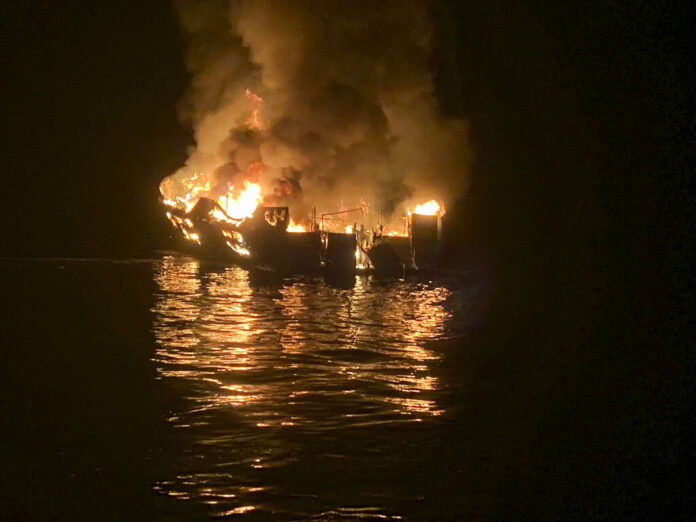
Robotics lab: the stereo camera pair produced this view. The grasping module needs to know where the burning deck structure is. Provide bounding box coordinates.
[161,185,445,277]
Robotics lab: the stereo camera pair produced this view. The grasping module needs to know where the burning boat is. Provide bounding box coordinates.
[164,199,321,273]
[160,171,445,276]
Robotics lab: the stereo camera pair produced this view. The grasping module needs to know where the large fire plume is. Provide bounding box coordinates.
[162,0,472,233]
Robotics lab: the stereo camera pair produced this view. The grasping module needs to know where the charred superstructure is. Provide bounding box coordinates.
[161,193,445,277]
[324,232,357,274]
[410,213,441,271]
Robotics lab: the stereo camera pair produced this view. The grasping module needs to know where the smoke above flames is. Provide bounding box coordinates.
[167,0,471,224]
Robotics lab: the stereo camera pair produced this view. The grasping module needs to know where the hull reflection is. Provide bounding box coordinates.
[151,255,462,518]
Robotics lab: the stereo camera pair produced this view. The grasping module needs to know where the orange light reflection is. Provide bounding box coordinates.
[151,257,456,505]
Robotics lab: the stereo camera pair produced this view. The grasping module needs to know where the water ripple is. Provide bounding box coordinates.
[151,255,466,518]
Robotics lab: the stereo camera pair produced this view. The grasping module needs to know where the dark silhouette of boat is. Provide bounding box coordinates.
[162,197,443,278]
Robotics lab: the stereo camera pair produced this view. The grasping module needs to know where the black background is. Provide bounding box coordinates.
[1,1,692,519]
[2,1,189,257]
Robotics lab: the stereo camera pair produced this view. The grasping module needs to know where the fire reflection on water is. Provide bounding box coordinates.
[151,255,460,516]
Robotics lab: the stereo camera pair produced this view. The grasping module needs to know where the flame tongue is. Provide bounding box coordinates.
[287,218,309,232]
[160,170,262,223]
[216,181,262,219]
[410,200,444,216]
[160,172,212,213]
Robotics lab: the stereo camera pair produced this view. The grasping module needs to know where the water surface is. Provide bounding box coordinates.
[1,255,484,520]
[151,256,470,519]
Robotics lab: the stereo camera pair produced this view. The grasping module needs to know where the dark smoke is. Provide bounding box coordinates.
[171,0,471,222]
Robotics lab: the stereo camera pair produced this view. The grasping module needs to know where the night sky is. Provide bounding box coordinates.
[1,1,692,518]
[2,2,189,257]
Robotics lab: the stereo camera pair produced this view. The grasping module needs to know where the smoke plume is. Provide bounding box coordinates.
[171,0,471,223]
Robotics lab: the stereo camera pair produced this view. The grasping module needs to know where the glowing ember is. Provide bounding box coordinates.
[345,225,354,234]
[245,89,263,130]
[227,242,251,257]
[409,200,445,216]
[182,230,201,244]
[222,230,243,242]
[222,230,250,257]
[287,219,309,233]
[165,212,201,244]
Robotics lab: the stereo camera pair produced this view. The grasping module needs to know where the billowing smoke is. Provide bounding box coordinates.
[170,0,471,223]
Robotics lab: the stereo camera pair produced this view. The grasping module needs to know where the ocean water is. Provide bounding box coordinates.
[1,256,488,520]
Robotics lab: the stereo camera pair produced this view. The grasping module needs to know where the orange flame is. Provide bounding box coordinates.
[384,229,408,237]
[215,181,262,220]
[409,200,445,216]
[160,169,262,226]
[287,219,309,233]
[160,172,212,213]
[245,88,263,129]
[165,212,201,244]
